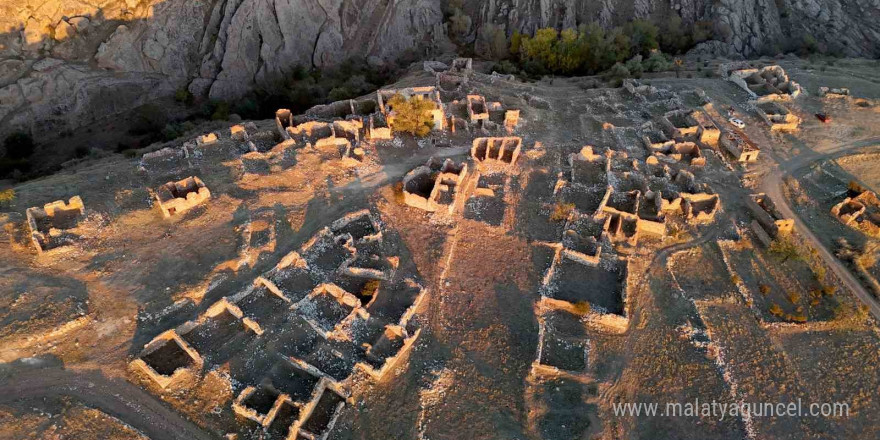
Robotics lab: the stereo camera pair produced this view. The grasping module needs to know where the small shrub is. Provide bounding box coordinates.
[550,203,575,222]
[0,188,14,206]
[572,301,592,314]
[731,275,742,285]
[210,101,231,121]
[759,284,771,295]
[769,303,784,317]
[769,236,802,262]
[787,292,801,304]
[174,88,194,106]
[813,265,827,282]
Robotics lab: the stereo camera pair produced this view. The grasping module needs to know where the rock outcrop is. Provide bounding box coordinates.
[0,0,877,141]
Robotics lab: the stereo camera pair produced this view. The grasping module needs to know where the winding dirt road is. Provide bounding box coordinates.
[0,361,214,440]
[760,137,880,321]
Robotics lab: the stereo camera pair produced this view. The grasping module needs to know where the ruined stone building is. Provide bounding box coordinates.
[831,188,880,238]
[754,101,801,132]
[154,176,211,218]
[721,131,760,163]
[402,158,469,214]
[747,193,795,238]
[25,196,85,253]
[722,64,802,101]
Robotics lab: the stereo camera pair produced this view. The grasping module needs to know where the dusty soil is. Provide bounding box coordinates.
[1,60,879,440]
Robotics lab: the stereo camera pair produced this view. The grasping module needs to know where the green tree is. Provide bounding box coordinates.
[643,50,671,72]
[448,7,472,42]
[510,31,523,56]
[608,62,630,80]
[0,188,14,206]
[624,19,659,56]
[522,28,560,69]
[388,94,437,137]
[659,13,689,54]
[625,55,644,77]
[579,23,608,73]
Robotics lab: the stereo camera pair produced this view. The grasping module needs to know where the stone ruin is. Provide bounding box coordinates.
[471,137,522,168]
[623,78,658,97]
[504,109,520,133]
[451,57,473,73]
[754,101,801,132]
[197,132,219,146]
[720,131,760,163]
[722,64,802,102]
[691,110,721,145]
[466,94,490,123]
[367,114,393,140]
[131,329,204,389]
[232,370,347,440]
[402,157,468,214]
[641,129,676,155]
[647,141,706,167]
[818,87,851,98]
[831,184,880,238]
[659,109,701,140]
[532,314,591,376]
[679,193,721,224]
[747,193,795,240]
[26,196,85,253]
[153,176,211,218]
[131,210,426,439]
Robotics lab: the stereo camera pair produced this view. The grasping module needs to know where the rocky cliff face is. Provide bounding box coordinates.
[463,0,880,58]
[0,0,878,142]
[0,0,444,140]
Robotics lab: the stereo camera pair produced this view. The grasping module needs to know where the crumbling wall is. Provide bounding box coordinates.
[25,196,86,253]
[154,176,211,218]
[721,132,760,162]
[471,137,522,167]
[754,101,801,132]
[747,193,794,237]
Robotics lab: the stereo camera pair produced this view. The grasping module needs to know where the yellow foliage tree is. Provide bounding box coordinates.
[388,94,437,137]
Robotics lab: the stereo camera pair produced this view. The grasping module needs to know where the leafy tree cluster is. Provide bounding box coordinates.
[479,14,717,78]
[509,21,671,76]
[387,94,437,137]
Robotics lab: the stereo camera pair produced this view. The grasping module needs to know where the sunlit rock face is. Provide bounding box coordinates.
[1,0,879,139]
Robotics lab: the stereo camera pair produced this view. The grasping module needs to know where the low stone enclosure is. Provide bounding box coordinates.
[831,185,880,238]
[402,157,468,214]
[690,110,720,145]
[131,210,426,439]
[747,193,794,239]
[720,131,760,163]
[471,137,522,168]
[25,196,85,253]
[721,63,802,102]
[659,109,701,140]
[532,312,591,376]
[535,144,723,331]
[754,101,801,132]
[153,176,211,218]
[647,140,706,167]
[818,86,850,98]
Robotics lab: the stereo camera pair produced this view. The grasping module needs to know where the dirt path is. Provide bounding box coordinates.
[761,137,880,321]
[0,361,215,440]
